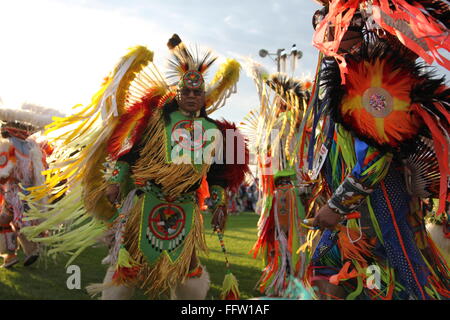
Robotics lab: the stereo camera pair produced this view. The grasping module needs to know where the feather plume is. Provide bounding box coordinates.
[205,59,240,113]
[207,119,250,192]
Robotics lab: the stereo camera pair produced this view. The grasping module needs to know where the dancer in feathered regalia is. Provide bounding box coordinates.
[301,0,450,299]
[0,103,58,268]
[23,34,249,299]
[243,61,313,298]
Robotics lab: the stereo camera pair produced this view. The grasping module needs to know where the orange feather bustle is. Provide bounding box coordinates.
[340,58,423,148]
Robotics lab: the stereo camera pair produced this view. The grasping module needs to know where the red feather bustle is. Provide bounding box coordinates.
[214,119,250,192]
[107,88,164,160]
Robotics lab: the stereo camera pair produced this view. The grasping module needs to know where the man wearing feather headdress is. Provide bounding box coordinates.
[22,34,249,300]
[302,0,450,300]
[0,103,57,268]
[242,61,314,299]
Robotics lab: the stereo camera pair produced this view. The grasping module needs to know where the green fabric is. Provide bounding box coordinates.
[138,184,196,264]
[164,110,219,172]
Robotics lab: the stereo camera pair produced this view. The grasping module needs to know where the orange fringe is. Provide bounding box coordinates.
[337,225,373,267]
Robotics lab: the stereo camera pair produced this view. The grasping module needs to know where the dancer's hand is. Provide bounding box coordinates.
[211,205,227,232]
[105,184,120,205]
[313,204,342,231]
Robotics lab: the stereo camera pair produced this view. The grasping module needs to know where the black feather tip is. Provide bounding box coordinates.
[167,34,182,50]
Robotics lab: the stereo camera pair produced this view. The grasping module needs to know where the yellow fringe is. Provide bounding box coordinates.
[117,246,141,268]
[132,110,209,199]
[121,196,207,298]
[28,46,154,205]
[82,141,116,221]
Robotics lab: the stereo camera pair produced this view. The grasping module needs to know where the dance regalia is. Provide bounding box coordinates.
[303,0,450,299]
[0,103,57,268]
[22,35,249,298]
[243,62,312,298]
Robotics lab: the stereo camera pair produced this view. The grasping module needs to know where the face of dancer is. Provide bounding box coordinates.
[178,87,205,115]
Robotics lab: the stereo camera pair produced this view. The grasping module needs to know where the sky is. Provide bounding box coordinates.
[0,1,447,125]
[0,0,322,123]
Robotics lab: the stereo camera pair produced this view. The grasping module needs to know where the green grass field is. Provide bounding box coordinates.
[0,212,264,300]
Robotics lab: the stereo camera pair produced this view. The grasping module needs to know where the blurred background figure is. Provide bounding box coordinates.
[0,102,63,268]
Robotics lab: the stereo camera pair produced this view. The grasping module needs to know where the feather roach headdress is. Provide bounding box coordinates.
[266,73,310,104]
[242,59,311,176]
[166,34,241,113]
[166,34,217,90]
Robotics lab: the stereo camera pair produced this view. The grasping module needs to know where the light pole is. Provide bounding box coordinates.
[259,44,303,73]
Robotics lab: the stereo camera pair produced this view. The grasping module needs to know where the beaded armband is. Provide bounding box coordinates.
[209,185,227,209]
[109,161,130,184]
[328,175,374,215]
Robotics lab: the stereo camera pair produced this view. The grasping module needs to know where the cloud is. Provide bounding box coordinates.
[272,2,281,13]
